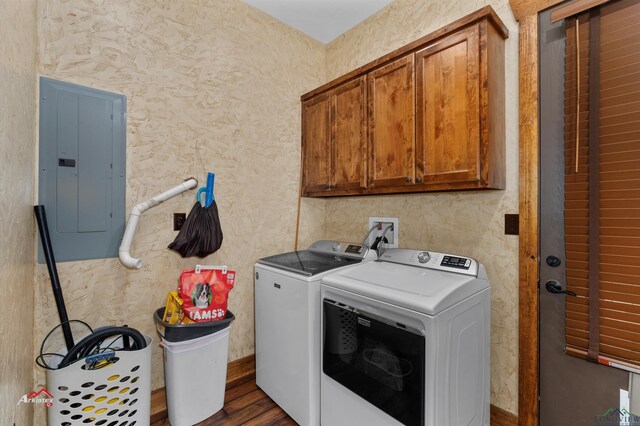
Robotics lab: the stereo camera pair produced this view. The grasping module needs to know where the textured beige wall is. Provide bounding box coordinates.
[0,0,37,424]
[31,0,520,420]
[33,0,326,413]
[323,0,519,415]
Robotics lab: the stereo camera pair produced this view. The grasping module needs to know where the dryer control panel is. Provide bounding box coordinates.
[378,249,478,277]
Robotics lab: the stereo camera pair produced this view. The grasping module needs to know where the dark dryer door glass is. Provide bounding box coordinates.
[258,250,361,277]
[323,299,425,426]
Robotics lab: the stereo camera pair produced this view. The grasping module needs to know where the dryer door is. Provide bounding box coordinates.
[322,299,425,426]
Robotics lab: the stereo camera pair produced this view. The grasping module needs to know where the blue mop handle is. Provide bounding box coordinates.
[205,172,215,207]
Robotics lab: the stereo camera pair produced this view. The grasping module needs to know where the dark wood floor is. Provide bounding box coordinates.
[151,372,516,426]
[151,377,297,426]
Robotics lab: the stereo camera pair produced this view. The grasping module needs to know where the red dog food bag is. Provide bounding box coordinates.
[178,269,235,322]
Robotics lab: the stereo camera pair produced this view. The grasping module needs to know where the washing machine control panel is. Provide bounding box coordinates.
[308,240,373,260]
[440,255,472,270]
[378,249,478,276]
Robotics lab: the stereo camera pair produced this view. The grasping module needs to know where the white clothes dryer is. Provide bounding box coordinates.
[320,248,490,426]
[255,240,376,426]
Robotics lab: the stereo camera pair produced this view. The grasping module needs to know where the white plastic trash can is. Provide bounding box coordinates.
[161,326,231,426]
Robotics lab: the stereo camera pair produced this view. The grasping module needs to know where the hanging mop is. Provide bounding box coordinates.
[168,172,223,258]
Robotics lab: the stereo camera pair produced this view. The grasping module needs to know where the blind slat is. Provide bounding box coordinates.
[565,0,640,369]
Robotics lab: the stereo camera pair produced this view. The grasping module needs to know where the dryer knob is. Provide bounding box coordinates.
[331,243,340,252]
[417,251,431,263]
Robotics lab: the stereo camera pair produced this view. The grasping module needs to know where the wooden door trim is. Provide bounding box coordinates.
[509,1,564,425]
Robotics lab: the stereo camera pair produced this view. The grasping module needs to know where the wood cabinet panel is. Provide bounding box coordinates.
[416,25,481,185]
[300,7,507,197]
[332,77,367,190]
[484,20,506,189]
[367,54,415,188]
[301,93,331,193]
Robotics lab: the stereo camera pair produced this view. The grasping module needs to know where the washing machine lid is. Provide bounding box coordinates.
[322,249,488,315]
[257,240,372,277]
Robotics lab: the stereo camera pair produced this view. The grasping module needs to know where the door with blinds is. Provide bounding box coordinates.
[540,1,640,424]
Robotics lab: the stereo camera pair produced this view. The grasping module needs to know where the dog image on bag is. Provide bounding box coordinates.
[191,282,211,308]
[179,269,236,322]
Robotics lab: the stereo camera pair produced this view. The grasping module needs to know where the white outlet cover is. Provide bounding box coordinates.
[368,217,399,249]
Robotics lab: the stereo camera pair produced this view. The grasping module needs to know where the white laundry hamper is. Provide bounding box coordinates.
[161,326,231,426]
[46,335,152,426]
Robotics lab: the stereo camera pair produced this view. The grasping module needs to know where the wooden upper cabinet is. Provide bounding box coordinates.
[367,55,415,189]
[416,25,480,185]
[332,77,367,191]
[301,92,331,193]
[415,21,505,189]
[300,7,507,197]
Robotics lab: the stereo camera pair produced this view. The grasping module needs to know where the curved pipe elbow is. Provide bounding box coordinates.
[119,250,142,269]
[118,178,198,269]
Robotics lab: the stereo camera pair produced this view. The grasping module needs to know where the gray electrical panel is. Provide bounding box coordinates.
[39,77,126,262]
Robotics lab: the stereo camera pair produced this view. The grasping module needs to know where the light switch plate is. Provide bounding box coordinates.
[173,213,186,231]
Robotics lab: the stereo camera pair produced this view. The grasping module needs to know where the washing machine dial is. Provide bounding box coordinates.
[417,251,431,263]
[331,243,340,252]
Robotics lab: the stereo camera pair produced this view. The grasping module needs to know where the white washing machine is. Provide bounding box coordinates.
[255,240,376,426]
[320,248,490,426]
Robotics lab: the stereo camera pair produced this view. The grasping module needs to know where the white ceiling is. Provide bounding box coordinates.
[243,0,393,44]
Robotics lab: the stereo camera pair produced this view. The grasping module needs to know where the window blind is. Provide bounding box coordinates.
[564,0,640,372]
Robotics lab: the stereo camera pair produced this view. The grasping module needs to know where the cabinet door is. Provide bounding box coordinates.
[302,93,331,193]
[416,25,480,185]
[332,77,367,190]
[367,55,415,188]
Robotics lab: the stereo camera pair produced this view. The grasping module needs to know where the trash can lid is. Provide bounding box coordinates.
[153,308,234,343]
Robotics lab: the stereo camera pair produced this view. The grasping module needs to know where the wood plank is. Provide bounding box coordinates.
[225,354,255,390]
[205,392,276,426]
[517,13,540,426]
[150,387,167,424]
[222,389,271,416]
[223,379,258,404]
[491,404,519,426]
[303,177,505,197]
[242,406,294,426]
[196,409,228,425]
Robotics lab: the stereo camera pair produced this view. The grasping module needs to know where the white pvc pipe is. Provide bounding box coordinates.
[119,178,198,269]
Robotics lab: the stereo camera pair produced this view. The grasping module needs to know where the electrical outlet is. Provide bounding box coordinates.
[367,217,399,249]
[173,213,186,231]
